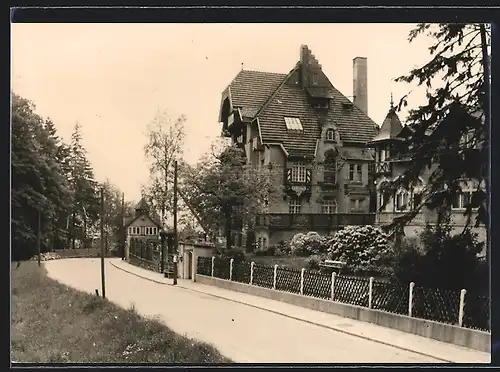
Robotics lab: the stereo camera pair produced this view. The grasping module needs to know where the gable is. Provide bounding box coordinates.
[126,213,162,229]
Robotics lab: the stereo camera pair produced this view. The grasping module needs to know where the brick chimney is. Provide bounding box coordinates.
[353,57,368,115]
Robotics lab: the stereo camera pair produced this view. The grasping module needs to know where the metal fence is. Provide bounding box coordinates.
[196,256,490,332]
[129,238,162,273]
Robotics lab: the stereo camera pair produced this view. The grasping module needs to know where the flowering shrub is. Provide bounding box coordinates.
[327,225,390,271]
[290,232,329,256]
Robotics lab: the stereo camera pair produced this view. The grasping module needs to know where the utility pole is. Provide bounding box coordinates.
[173,160,178,285]
[36,208,41,267]
[121,192,125,260]
[100,188,106,298]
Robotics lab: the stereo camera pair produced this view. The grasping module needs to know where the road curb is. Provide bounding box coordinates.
[109,261,455,363]
[110,261,172,285]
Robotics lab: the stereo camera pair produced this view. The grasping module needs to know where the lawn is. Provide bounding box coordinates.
[247,254,309,270]
[11,260,231,364]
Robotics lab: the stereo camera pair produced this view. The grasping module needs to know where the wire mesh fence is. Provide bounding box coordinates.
[412,286,460,325]
[197,256,212,276]
[252,263,274,289]
[213,256,231,280]
[463,292,490,331]
[303,270,332,299]
[196,256,490,332]
[232,261,252,284]
[276,266,301,294]
[333,275,370,307]
[371,279,410,315]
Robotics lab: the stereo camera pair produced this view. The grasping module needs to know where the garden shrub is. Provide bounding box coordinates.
[327,225,391,273]
[273,240,291,256]
[290,232,329,256]
[221,247,246,263]
[306,255,322,271]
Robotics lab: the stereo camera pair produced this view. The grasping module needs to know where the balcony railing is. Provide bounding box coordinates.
[375,161,392,174]
[255,213,376,229]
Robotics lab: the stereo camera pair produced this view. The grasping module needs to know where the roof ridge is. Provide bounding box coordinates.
[241,69,287,75]
[254,64,300,119]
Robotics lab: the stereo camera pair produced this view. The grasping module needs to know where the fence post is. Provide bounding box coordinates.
[250,261,255,285]
[330,272,336,301]
[408,282,415,317]
[459,288,467,327]
[368,277,374,309]
[273,264,278,290]
[300,268,305,295]
[229,258,234,281]
[211,256,215,277]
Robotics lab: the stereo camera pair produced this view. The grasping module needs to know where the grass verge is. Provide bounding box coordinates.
[11,260,232,363]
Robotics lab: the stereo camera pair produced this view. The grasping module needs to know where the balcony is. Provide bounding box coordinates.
[375,161,392,175]
[255,213,376,230]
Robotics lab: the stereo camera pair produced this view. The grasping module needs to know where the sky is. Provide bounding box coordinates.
[11,23,434,203]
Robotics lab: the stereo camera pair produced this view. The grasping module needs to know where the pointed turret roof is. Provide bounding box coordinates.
[135,198,149,211]
[369,94,404,143]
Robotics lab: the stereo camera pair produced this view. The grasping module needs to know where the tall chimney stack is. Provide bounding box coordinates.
[353,57,368,115]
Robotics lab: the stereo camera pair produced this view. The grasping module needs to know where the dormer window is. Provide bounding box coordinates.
[284,117,303,131]
[326,128,336,141]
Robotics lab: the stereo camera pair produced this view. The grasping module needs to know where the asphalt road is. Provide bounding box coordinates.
[44,258,471,363]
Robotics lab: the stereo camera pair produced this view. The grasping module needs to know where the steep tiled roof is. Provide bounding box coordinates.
[257,71,378,156]
[228,70,286,119]
[225,61,378,156]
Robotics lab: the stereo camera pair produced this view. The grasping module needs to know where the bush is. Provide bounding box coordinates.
[221,247,246,263]
[306,255,322,271]
[290,232,329,256]
[393,224,486,292]
[327,225,391,272]
[273,240,291,257]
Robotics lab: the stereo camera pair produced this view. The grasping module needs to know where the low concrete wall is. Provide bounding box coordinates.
[195,274,490,353]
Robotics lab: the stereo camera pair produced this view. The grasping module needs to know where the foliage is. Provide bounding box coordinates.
[272,240,291,257]
[392,221,486,292]
[327,225,391,272]
[67,121,101,249]
[179,140,279,249]
[11,93,129,260]
[306,255,322,271]
[383,23,490,231]
[11,94,72,259]
[290,232,329,257]
[221,247,246,264]
[142,109,186,224]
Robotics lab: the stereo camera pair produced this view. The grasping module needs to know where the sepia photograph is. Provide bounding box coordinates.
[11,16,491,365]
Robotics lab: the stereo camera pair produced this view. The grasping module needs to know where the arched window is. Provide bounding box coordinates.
[326,128,336,141]
[375,178,390,211]
[395,188,410,211]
